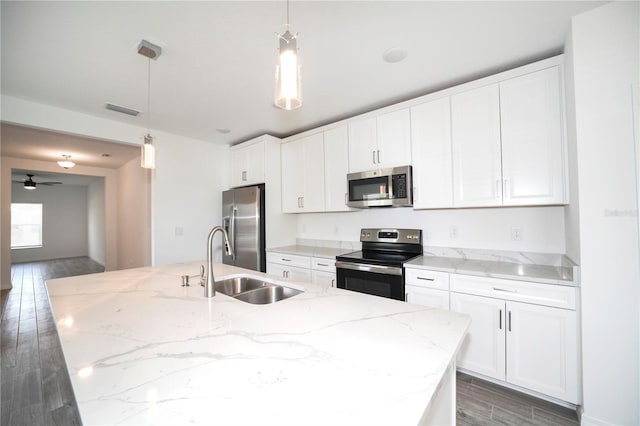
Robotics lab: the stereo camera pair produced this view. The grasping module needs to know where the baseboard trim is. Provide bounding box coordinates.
[580,413,613,425]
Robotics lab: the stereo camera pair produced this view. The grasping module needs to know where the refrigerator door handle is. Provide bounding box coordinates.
[230,206,237,260]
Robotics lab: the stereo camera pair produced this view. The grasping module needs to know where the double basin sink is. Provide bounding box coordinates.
[215,275,303,304]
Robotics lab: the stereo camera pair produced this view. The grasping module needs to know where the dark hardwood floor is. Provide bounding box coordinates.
[1,257,580,426]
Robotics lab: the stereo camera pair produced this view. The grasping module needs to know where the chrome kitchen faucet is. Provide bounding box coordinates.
[204,226,234,297]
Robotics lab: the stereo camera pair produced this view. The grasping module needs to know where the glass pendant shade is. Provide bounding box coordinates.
[274,30,301,110]
[141,134,156,169]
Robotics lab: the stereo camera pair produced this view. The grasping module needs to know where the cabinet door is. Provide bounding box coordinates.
[451,84,503,207]
[267,262,311,282]
[410,98,453,209]
[506,301,578,403]
[450,292,506,381]
[324,126,350,212]
[312,270,336,287]
[500,67,566,205]
[348,117,377,173]
[281,141,304,212]
[405,285,449,310]
[231,141,265,187]
[377,109,412,169]
[301,133,326,212]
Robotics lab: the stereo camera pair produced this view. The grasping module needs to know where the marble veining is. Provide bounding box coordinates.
[46,262,470,425]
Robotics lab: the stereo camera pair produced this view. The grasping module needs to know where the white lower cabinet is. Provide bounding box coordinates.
[266,252,336,285]
[266,252,312,282]
[450,275,579,404]
[404,267,450,309]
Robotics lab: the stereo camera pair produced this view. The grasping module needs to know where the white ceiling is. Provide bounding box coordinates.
[1,1,603,147]
[1,123,141,169]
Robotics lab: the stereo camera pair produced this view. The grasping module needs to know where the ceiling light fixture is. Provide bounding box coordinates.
[138,39,161,169]
[24,175,36,190]
[274,0,302,110]
[57,155,76,169]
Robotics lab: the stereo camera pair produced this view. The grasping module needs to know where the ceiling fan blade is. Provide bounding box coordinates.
[39,182,63,185]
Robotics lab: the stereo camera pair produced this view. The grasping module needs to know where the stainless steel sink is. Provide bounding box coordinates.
[233,285,303,304]
[214,276,303,304]
[215,277,271,296]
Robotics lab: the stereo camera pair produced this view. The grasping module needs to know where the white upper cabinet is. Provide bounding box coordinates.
[451,84,503,207]
[410,97,453,209]
[323,126,350,212]
[230,139,265,187]
[281,133,325,213]
[348,117,377,173]
[500,67,566,205]
[376,109,412,169]
[451,66,567,208]
[348,109,412,173]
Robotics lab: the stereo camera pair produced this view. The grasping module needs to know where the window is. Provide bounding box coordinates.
[11,203,43,249]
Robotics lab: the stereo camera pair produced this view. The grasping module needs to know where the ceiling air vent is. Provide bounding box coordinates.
[105,103,140,116]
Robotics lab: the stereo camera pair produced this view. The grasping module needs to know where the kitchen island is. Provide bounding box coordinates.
[46,262,470,425]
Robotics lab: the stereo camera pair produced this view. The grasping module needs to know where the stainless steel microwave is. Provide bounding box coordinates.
[346,166,412,208]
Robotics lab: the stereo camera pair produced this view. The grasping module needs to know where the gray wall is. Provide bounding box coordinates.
[11,182,88,263]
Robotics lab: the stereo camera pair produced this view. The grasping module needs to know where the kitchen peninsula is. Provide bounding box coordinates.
[47,262,470,425]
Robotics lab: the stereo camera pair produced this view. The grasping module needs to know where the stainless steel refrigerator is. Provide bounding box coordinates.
[222,184,266,272]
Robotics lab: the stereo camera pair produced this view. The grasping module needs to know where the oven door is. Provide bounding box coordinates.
[335,261,405,301]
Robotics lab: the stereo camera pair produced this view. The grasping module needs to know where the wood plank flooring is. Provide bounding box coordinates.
[1,258,580,426]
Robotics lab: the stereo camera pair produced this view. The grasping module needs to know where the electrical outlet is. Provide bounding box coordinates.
[174,226,184,237]
[449,225,458,239]
[511,227,522,241]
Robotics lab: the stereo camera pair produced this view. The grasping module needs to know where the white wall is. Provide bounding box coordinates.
[568,2,639,424]
[11,182,88,263]
[152,132,229,266]
[298,206,566,253]
[87,178,106,266]
[117,157,151,269]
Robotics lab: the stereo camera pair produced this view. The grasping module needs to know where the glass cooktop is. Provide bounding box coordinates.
[336,250,421,268]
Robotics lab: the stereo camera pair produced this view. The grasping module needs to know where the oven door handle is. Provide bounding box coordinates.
[335,261,403,276]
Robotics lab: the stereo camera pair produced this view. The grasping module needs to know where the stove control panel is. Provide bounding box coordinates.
[360,228,422,245]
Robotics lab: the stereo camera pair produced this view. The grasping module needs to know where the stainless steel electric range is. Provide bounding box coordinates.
[335,228,423,301]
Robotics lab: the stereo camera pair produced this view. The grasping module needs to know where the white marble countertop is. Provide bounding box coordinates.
[406,247,578,286]
[46,262,470,425]
[267,244,353,259]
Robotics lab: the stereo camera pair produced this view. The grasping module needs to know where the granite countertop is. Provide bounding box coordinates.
[267,244,353,259]
[405,247,579,286]
[46,262,470,425]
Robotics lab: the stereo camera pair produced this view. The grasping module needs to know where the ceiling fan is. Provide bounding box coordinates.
[12,174,62,190]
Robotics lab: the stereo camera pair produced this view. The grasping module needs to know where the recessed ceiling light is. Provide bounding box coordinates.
[217,128,231,134]
[383,47,408,63]
[101,153,111,157]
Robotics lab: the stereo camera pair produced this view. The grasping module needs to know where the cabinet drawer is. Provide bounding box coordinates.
[266,252,311,269]
[450,274,576,310]
[311,257,336,272]
[405,268,450,291]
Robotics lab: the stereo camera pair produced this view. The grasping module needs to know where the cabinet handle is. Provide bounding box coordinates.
[508,311,512,332]
[300,196,304,208]
[492,287,517,293]
[413,186,417,202]
[345,193,348,205]
[372,150,376,165]
[297,197,301,208]
[331,279,335,288]
[376,150,381,164]
[242,170,247,181]
[405,293,408,302]
[503,179,509,199]
[281,258,292,262]
[317,263,329,267]
[417,277,435,281]
[496,179,502,199]
[499,309,502,330]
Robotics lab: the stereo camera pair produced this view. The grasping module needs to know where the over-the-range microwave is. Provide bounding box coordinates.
[346,165,413,208]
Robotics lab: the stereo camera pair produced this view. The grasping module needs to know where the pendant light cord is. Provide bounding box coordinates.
[286,0,290,27]
[147,58,151,136]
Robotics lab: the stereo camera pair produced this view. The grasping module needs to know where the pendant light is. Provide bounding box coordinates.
[274,0,302,110]
[138,40,161,169]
